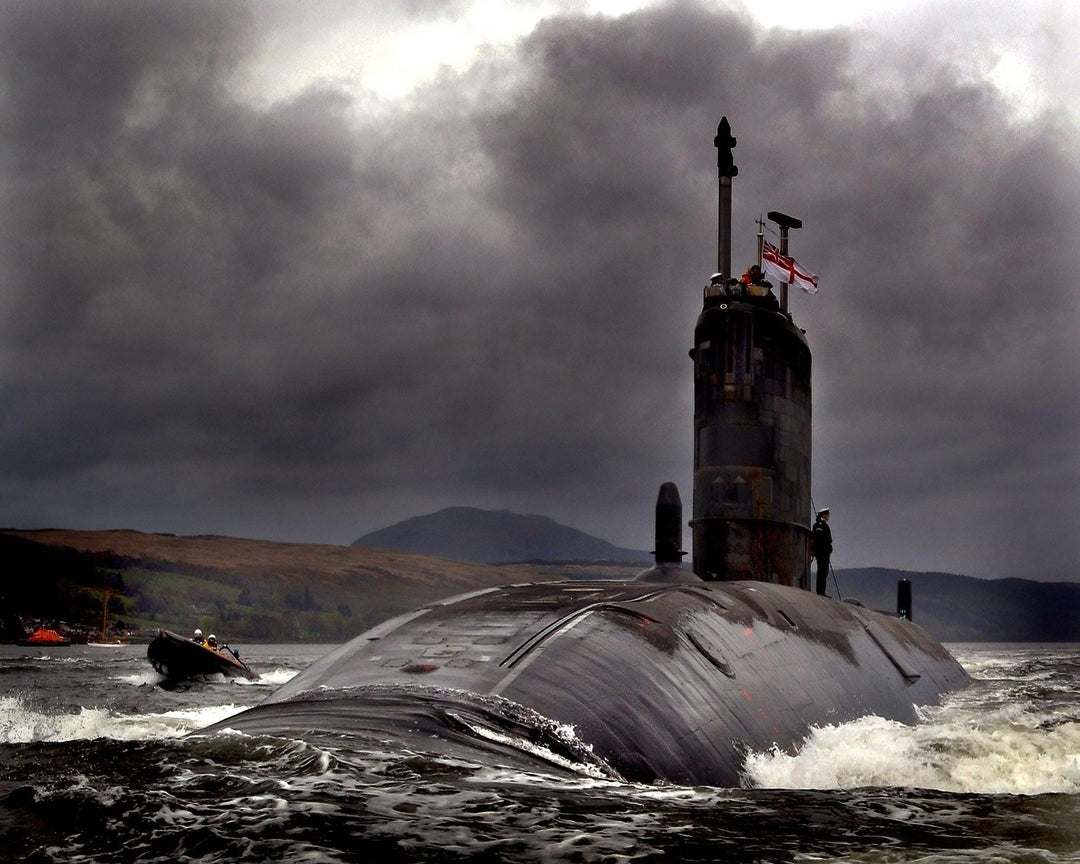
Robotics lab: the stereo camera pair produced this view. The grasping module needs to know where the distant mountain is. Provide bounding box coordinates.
[352,507,652,565]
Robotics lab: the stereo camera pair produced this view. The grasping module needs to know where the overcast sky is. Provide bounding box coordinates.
[2,0,1077,581]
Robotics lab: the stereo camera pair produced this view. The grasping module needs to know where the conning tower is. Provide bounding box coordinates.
[690,119,812,586]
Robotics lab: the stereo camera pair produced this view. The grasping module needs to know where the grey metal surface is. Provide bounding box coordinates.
[691,296,813,586]
[215,579,968,785]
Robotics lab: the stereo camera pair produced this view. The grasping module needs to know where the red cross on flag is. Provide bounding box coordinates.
[762,241,820,295]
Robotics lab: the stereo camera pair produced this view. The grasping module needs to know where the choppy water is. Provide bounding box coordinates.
[2,642,1079,862]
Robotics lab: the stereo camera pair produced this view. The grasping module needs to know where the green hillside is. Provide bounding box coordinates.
[0,529,568,643]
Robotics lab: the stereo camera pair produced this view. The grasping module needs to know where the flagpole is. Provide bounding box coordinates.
[719,177,732,279]
[767,210,802,313]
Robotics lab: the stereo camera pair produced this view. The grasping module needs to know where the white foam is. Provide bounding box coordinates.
[113,670,167,687]
[744,709,1080,795]
[0,695,247,743]
[185,667,297,687]
[246,668,298,686]
[102,655,289,689]
[18,653,82,664]
[445,711,614,780]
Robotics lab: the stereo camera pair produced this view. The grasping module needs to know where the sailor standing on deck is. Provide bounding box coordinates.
[811,508,832,596]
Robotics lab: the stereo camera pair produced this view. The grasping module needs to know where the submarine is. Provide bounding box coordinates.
[206,119,968,786]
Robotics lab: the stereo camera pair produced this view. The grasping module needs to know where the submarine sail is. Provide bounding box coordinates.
[692,117,811,586]
[691,282,812,585]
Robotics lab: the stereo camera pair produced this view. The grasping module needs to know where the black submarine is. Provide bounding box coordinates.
[206,119,968,786]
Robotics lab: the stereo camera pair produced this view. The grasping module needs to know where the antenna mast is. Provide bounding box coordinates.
[714,117,737,281]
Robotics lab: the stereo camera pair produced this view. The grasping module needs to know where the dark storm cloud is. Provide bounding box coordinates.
[1,1,1076,579]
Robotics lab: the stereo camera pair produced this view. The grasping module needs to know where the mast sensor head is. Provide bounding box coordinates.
[714,117,738,178]
[767,210,802,230]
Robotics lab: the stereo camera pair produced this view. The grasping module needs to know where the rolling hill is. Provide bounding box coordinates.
[835,568,1080,643]
[2,523,1078,645]
[0,529,571,642]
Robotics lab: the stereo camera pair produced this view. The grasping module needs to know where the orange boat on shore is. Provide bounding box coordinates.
[17,626,72,647]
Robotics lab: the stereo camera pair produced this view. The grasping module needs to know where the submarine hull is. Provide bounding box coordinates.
[208,579,967,786]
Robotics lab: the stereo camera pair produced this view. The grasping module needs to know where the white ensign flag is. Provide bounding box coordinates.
[762,241,820,295]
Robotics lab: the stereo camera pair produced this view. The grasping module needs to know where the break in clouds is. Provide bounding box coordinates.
[1,0,1077,581]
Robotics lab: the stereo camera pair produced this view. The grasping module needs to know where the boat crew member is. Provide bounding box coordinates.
[192,628,204,644]
[811,508,832,595]
[206,634,218,651]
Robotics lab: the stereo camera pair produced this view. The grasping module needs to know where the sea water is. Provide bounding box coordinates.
[1,642,1078,862]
